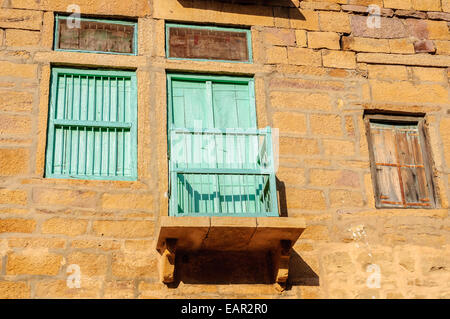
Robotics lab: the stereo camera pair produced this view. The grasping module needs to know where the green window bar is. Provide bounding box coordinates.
[45,68,138,180]
[169,127,278,217]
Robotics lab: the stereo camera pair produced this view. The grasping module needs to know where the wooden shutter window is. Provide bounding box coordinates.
[367,120,435,208]
[45,68,137,180]
[55,16,137,55]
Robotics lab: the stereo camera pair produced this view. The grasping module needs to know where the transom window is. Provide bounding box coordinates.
[54,15,137,55]
[166,23,252,63]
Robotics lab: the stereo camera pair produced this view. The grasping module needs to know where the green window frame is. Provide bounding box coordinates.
[45,68,138,181]
[165,23,253,63]
[54,15,138,55]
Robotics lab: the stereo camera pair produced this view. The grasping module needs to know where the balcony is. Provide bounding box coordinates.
[157,127,306,286]
[169,127,278,217]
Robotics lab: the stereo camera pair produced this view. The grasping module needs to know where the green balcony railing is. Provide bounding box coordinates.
[169,127,278,217]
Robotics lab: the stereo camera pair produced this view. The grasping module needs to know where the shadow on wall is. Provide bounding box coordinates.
[169,250,319,288]
[177,0,304,19]
[277,177,288,217]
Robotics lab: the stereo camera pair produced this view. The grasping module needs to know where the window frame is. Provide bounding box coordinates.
[54,14,138,56]
[45,67,138,181]
[364,114,437,209]
[165,23,253,64]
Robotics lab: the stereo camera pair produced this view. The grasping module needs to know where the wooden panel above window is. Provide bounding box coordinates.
[365,115,436,209]
[55,15,137,55]
[166,24,252,63]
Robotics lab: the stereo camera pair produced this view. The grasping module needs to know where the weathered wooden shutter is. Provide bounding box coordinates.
[45,68,137,180]
[369,122,432,208]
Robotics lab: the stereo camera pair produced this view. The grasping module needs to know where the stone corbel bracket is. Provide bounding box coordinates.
[156,216,306,285]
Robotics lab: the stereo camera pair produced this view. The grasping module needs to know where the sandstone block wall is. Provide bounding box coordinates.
[0,0,449,298]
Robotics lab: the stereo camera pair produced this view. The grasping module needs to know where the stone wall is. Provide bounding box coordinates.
[0,0,449,298]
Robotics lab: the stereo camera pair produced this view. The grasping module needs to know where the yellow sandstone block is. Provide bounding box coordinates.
[34,279,102,298]
[0,9,42,30]
[0,218,35,233]
[330,190,365,207]
[383,0,412,10]
[310,169,360,188]
[266,46,288,64]
[388,39,415,54]
[0,148,29,176]
[101,193,153,210]
[367,64,409,80]
[92,220,154,238]
[308,32,340,50]
[289,9,320,31]
[412,0,441,11]
[443,0,450,12]
[342,37,390,53]
[426,20,450,40]
[370,80,448,104]
[0,91,33,112]
[319,11,351,33]
[111,251,157,278]
[0,281,30,299]
[279,137,320,156]
[0,61,37,79]
[271,91,333,111]
[323,139,356,156]
[272,112,307,134]
[287,47,322,66]
[5,29,40,47]
[285,188,327,210]
[435,40,450,55]
[410,67,447,82]
[310,114,343,136]
[0,114,31,135]
[32,188,97,208]
[7,252,62,275]
[440,118,450,167]
[41,218,88,236]
[295,30,308,47]
[322,50,356,69]
[276,167,306,186]
[0,189,27,205]
[67,252,108,276]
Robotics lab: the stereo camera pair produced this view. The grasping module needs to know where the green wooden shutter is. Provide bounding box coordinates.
[45,68,137,180]
[168,74,273,215]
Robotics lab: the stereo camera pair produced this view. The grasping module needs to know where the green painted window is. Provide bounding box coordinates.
[168,74,256,130]
[45,68,137,180]
[167,74,278,217]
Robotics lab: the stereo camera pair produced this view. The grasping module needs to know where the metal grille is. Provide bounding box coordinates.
[169,128,278,216]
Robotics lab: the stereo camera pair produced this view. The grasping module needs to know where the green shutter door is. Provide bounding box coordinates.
[168,75,263,215]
